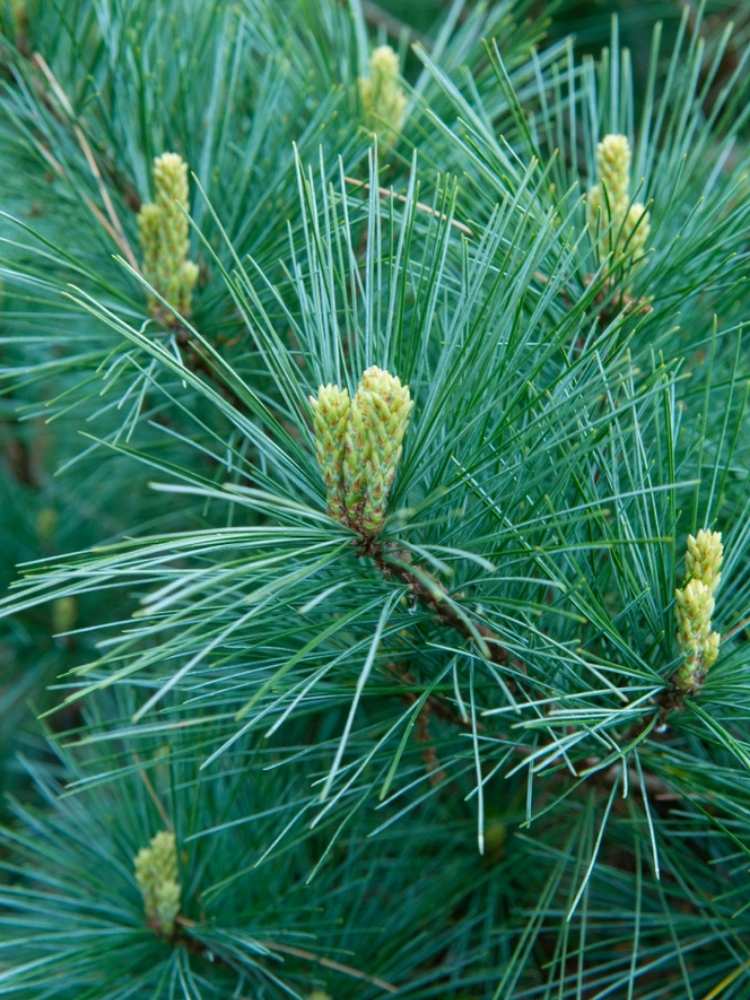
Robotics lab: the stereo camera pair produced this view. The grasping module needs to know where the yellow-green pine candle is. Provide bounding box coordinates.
[152,153,190,306]
[137,202,162,316]
[311,368,412,535]
[344,366,412,535]
[484,819,507,862]
[587,133,650,271]
[674,531,723,692]
[134,830,181,937]
[309,384,351,521]
[622,202,651,265]
[177,260,200,314]
[341,385,370,526]
[153,878,181,937]
[685,529,723,592]
[588,180,615,262]
[359,45,407,149]
[586,182,603,231]
[596,134,631,214]
[137,153,198,322]
[674,579,720,690]
[11,0,28,36]
[36,507,58,543]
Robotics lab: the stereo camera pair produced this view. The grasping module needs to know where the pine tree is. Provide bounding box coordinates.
[1,1,750,997]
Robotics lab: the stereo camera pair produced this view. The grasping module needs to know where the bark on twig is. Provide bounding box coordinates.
[369,540,513,672]
[174,916,398,993]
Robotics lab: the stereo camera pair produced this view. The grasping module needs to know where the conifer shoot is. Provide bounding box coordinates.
[134,830,181,937]
[310,366,412,537]
[587,133,651,271]
[358,45,407,149]
[674,530,723,693]
[137,153,199,324]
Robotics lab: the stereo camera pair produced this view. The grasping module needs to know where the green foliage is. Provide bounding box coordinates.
[1,724,506,997]
[1,1,750,997]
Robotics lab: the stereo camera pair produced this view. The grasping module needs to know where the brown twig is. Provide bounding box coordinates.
[256,939,398,994]
[722,615,750,644]
[344,176,474,237]
[620,684,685,749]
[369,541,513,673]
[587,275,653,327]
[584,757,681,803]
[173,917,398,993]
[24,133,129,254]
[345,179,568,299]
[384,661,474,730]
[133,752,172,829]
[173,322,246,414]
[372,537,691,779]
[22,63,248,440]
[1,426,38,487]
[15,47,141,212]
[384,660,471,784]
[416,705,447,784]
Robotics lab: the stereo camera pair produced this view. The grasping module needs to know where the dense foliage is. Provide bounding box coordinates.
[1,1,750,997]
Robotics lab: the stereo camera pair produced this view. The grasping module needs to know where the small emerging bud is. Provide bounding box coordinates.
[359,45,407,150]
[134,830,181,937]
[138,153,198,323]
[685,529,723,593]
[587,134,650,274]
[624,202,650,264]
[309,384,351,521]
[310,366,412,537]
[676,579,715,657]
[596,134,631,213]
[345,367,413,535]
[674,530,724,693]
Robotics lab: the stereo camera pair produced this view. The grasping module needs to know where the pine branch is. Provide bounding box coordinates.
[255,939,399,994]
[345,175,474,236]
[173,322,247,415]
[384,661,474,730]
[369,540,513,671]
